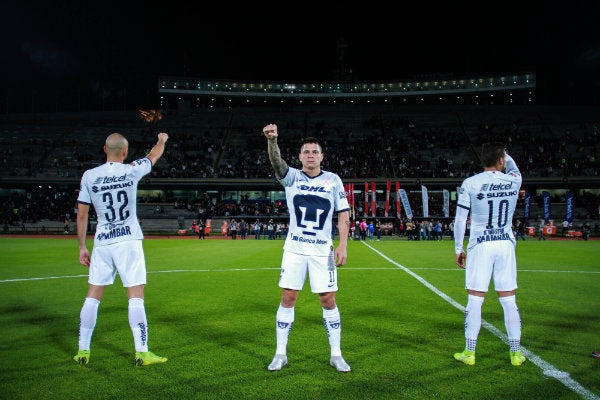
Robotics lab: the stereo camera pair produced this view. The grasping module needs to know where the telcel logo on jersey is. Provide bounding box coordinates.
[103,174,127,183]
[299,185,327,193]
[480,181,518,198]
[481,182,513,191]
[93,174,128,184]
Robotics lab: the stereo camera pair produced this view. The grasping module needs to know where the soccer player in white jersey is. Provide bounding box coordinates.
[73,132,169,367]
[262,124,351,372]
[453,142,526,366]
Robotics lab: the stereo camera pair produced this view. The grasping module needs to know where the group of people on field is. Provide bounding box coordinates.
[73,126,538,372]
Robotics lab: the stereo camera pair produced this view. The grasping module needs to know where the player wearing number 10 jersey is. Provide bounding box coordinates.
[453,142,526,367]
[73,132,169,367]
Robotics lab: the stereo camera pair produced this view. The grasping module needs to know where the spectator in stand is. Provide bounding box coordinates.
[229,218,237,239]
[239,219,248,240]
[267,218,275,240]
[426,220,433,241]
[253,219,261,240]
[434,220,443,240]
[64,213,71,234]
[367,220,374,241]
[420,220,427,241]
[405,219,415,240]
[198,220,206,239]
[562,219,569,237]
[538,219,546,241]
[515,219,526,241]
[191,220,200,237]
[360,219,367,241]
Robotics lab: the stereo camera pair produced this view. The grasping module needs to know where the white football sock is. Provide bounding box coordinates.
[499,295,522,352]
[323,307,342,357]
[128,297,148,352]
[275,304,294,355]
[78,297,100,351]
[464,294,484,351]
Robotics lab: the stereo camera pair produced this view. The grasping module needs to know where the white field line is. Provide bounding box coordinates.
[1,255,598,400]
[361,240,599,400]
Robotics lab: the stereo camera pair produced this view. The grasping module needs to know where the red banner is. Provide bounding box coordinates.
[395,181,401,220]
[385,180,391,217]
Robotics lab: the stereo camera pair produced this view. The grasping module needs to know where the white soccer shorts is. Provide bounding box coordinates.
[89,240,147,287]
[465,240,517,292]
[279,251,338,293]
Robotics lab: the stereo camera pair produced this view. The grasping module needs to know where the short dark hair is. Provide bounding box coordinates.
[481,142,506,167]
[300,136,322,152]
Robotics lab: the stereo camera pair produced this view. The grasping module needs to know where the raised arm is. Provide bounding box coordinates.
[504,153,520,177]
[146,132,169,166]
[263,124,288,179]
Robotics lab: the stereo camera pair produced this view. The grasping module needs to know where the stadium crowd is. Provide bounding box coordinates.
[1,106,599,231]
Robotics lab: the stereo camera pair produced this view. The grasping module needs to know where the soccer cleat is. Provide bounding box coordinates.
[73,350,90,365]
[267,354,288,371]
[330,356,351,372]
[510,350,526,366]
[454,349,475,366]
[134,351,167,366]
[268,354,288,371]
[592,351,600,359]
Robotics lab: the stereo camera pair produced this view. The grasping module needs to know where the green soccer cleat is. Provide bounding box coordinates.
[454,349,475,366]
[73,350,90,365]
[134,351,168,366]
[510,350,526,366]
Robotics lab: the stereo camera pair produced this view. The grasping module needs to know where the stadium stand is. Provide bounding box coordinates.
[1,74,599,236]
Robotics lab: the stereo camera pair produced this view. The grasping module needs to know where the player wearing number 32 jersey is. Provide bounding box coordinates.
[78,154,149,246]
[73,132,169,367]
[453,142,526,367]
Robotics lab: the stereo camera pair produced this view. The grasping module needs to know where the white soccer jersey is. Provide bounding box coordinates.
[77,158,152,246]
[279,167,350,256]
[456,157,522,252]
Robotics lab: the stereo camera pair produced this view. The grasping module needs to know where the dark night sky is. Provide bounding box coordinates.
[3,2,600,111]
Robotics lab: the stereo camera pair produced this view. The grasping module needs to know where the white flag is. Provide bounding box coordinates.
[443,189,449,218]
[421,185,429,218]
[398,189,413,220]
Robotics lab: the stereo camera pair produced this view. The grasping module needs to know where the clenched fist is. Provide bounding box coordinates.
[263,124,278,140]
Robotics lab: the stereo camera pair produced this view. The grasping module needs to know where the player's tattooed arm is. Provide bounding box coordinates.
[263,123,287,179]
[268,140,288,179]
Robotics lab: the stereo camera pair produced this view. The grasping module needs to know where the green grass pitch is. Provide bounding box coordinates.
[0,236,599,399]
